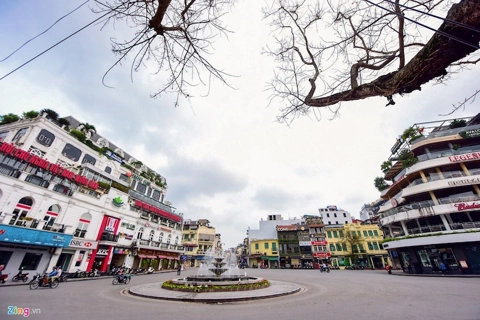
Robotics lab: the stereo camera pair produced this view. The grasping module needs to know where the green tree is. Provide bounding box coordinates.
[0,113,20,124]
[40,109,59,121]
[22,110,39,119]
[381,161,392,173]
[374,177,390,192]
[341,231,363,265]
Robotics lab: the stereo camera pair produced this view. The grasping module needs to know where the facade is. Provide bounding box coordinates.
[359,198,386,221]
[249,238,279,268]
[305,216,329,266]
[378,113,480,274]
[0,112,183,276]
[326,220,389,269]
[182,219,217,267]
[318,205,352,225]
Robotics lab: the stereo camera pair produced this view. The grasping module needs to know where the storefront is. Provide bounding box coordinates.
[58,238,98,272]
[87,215,120,272]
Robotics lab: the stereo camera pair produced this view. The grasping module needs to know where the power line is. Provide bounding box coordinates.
[379,0,480,34]
[364,0,480,50]
[0,6,115,82]
[0,0,90,63]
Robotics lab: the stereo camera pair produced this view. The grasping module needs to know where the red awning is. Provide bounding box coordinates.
[157,255,167,259]
[137,255,147,259]
[166,257,174,260]
[146,255,157,259]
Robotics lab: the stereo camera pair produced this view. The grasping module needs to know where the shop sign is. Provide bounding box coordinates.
[454,202,480,211]
[105,217,119,232]
[118,233,134,240]
[276,225,297,231]
[113,248,131,255]
[299,241,311,246]
[459,128,480,139]
[459,260,468,268]
[121,222,136,230]
[448,152,480,163]
[104,150,123,164]
[69,239,98,249]
[311,241,327,246]
[97,248,109,256]
[112,196,124,207]
[447,177,480,186]
[159,227,171,232]
[0,225,72,247]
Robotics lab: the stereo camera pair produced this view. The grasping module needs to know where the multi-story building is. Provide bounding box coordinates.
[249,238,279,268]
[378,113,480,274]
[359,199,386,221]
[318,205,352,225]
[305,216,329,266]
[0,111,183,276]
[181,219,217,267]
[248,214,302,267]
[326,219,389,269]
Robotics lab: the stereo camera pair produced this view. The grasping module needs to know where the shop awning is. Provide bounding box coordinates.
[138,255,147,259]
[268,257,278,261]
[157,255,167,259]
[146,255,157,259]
[166,257,174,260]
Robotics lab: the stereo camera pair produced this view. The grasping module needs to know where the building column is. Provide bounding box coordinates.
[400,221,409,235]
[388,225,393,237]
[440,214,451,231]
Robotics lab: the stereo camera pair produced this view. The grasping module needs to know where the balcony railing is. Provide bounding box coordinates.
[100,232,119,242]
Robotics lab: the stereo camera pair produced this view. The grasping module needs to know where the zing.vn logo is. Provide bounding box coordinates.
[7,306,41,317]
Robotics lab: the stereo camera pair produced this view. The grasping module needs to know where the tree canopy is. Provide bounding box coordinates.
[96,0,480,121]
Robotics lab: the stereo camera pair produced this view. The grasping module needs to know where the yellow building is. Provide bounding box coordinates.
[249,238,279,268]
[326,220,390,269]
[182,219,217,267]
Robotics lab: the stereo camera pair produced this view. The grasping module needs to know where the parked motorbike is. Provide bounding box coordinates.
[0,272,8,284]
[320,266,330,273]
[146,267,154,274]
[58,273,69,282]
[71,269,86,278]
[29,273,59,290]
[88,269,99,277]
[112,273,131,285]
[385,265,392,275]
[12,268,29,282]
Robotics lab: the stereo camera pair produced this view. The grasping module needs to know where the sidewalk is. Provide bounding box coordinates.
[390,270,480,278]
[0,269,177,288]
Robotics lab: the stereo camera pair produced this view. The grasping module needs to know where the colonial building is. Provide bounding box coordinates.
[181,219,217,267]
[378,113,480,274]
[0,111,183,276]
[318,205,352,225]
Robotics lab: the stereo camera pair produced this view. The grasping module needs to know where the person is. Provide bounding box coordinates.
[406,261,413,274]
[177,265,181,276]
[440,262,447,275]
[47,267,57,283]
[55,267,62,280]
[321,263,327,271]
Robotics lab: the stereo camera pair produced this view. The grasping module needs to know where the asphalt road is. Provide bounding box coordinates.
[0,269,478,320]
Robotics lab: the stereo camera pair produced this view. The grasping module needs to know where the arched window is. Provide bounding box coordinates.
[43,204,61,231]
[158,232,164,243]
[74,213,92,238]
[149,230,155,241]
[9,197,33,226]
[174,236,179,245]
[137,227,144,240]
[166,234,172,244]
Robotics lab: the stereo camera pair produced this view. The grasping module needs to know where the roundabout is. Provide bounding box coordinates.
[128,280,302,303]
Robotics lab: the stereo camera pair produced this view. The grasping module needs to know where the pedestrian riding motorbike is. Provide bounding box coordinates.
[112,273,131,285]
[29,273,59,290]
[320,266,330,273]
[12,268,29,282]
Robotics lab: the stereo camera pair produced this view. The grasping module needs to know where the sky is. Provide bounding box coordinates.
[0,1,479,249]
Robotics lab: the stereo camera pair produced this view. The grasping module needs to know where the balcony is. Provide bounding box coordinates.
[99,232,119,243]
[132,239,183,252]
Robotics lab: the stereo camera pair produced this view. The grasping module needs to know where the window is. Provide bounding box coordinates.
[328,221,331,225]
[149,230,155,241]
[12,128,28,143]
[0,251,13,268]
[61,143,81,161]
[74,213,91,238]
[255,243,259,250]
[152,189,161,201]
[119,173,129,182]
[373,230,379,236]
[343,213,347,217]
[272,242,277,251]
[368,230,373,237]
[19,253,43,270]
[43,204,60,231]
[158,232,164,243]
[82,154,96,166]
[175,236,179,245]
[330,244,335,251]
[367,242,373,250]
[75,251,85,267]
[0,131,8,142]
[326,213,330,218]
[334,213,337,217]
[333,231,338,238]
[8,197,33,226]
[373,242,379,250]
[137,227,144,240]
[336,243,342,251]
[36,129,55,147]
[339,230,344,237]
[136,182,147,194]
[264,242,269,249]
[105,166,112,174]
[342,243,347,251]
[327,231,332,238]
[166,235,171,244]
[335,221,338,224]
[363,230,368,237]
[357,231,361,237]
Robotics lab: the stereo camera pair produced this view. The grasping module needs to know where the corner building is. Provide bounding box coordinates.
[379,113,480,274]
[0,113,183,276]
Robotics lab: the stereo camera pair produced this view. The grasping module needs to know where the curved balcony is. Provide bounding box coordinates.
[382,230,480,250]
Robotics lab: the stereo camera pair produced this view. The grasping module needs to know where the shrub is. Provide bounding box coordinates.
[0,113,20,124]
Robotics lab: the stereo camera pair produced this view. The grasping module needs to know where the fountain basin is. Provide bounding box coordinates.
[162,277,269,292]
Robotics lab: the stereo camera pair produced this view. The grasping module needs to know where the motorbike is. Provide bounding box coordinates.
[12,268,29,282]
[112,273,131,285]
[0,272,8,284]
[386,265,392,274]
[58,273,69,282]
[71,269,86,278]
[146,267,154,274]
[88,268,99,277]
[29,273,59,290]
[320,266,330,273]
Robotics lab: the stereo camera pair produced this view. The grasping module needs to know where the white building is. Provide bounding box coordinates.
[0,112,183,276]
[318,205,352,225]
